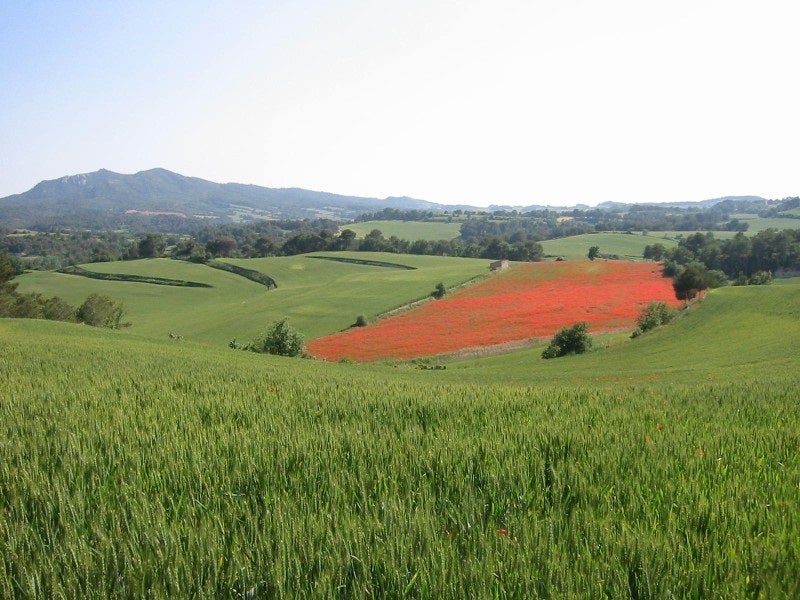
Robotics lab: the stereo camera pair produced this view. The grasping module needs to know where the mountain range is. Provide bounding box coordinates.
[0,168,442,230]
[0,167,767,231]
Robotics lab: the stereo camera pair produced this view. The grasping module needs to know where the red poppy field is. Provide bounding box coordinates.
[306,260,682,362]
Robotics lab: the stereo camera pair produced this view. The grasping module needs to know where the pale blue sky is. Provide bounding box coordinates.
[1,0,798,205]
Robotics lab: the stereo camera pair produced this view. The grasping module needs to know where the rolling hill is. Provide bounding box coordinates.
[13,253,492,344]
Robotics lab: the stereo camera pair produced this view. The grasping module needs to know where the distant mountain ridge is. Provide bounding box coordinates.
[0,168,441,230]
[0,167,769,231]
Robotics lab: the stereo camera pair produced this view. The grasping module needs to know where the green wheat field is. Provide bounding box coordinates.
[2,256,799,598]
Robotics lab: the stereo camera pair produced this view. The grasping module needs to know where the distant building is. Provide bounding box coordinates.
[489,259,510,271]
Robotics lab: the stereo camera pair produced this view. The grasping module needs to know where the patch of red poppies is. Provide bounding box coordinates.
[307,260,680,362]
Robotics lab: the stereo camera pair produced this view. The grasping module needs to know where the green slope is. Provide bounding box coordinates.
[347,220,462,240]
[540,232,678,260]
[443,281,800,385]
[14,253,490,345]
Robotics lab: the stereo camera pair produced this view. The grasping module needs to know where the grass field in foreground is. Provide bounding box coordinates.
[13,253,490,345]
[1,281,799,597]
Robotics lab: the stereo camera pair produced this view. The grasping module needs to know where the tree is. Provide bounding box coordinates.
[672,261,727,300]
[0,250,20,284]
[542,322,592,359]
[43,296,77,322]
[249,318,304,357]
[642,243,666,262]
[337,229,357,250]
[431,282,446,299]
[137,234,165,258]
[77,293,127,328]
[588,246,600,261]
[205,237,238,258]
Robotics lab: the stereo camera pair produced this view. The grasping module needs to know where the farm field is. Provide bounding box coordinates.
[307,260,682,362]
[540,232,679,260]
[1,279,799,598]
[727,214,800,233]
[542,217,800,261]
[346,220,462,240]
[13,253,490,344]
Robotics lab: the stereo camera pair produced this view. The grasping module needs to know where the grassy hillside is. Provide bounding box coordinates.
[727,214,800,233]
[540,232,678,260]
[14,253,490,345]
[347,220,462,240]
[1,280,798,597]
[442,281,800,385]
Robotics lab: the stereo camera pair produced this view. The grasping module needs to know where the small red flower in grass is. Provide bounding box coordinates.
[497,528,508,536]
[656,424,664,431]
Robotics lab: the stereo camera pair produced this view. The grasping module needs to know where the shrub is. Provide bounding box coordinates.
[632,301,675,337]
[77,294,127,328]
[748,271,773,285]
[249,318,304,357]
[353,315,368,327]
[431,282,446,299]
[542,322,592,359]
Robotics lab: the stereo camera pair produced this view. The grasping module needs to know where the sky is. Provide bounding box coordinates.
[1,0,798,207]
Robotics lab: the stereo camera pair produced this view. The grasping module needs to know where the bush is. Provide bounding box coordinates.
[431,282,446,299]
[353,315,368,327]
[77,294,127,328]
[748,271,773,285]
[632,301,675,337]
[542,322,592,359]
[249,318,304,357]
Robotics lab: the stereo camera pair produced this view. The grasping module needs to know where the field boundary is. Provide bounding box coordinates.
[307,255,416,270]
[57,265,213,288]
[206,260,278,289]
[373,273,489,320]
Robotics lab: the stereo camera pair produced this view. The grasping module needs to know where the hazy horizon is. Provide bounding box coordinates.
[2,1,798,206]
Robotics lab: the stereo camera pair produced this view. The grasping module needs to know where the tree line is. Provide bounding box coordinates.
[642,229,800,299]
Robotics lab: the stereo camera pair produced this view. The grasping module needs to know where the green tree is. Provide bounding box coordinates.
[0,250,19,284]
[542,322,592,359]
[748,270,773,285]
[431,282,446,299]
[588,246,600,261]
[642,243,666,261]
[672,261,727,300]
[138,234,166,258]
[77,294,127,328]
[249,318,304,357]
[43,296,77,322]
[337,229,357,250]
